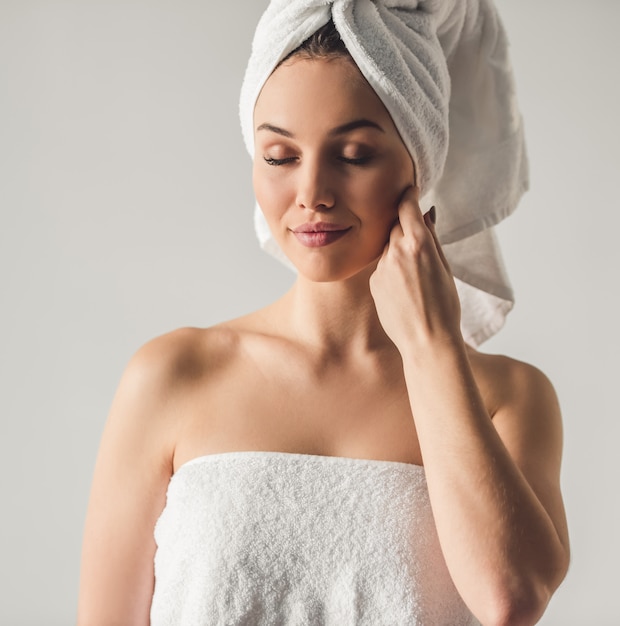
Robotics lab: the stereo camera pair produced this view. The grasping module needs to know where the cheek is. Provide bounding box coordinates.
[350,158,412,222]
[253,164,290,220]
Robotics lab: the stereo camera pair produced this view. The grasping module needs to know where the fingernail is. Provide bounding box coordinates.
[429,205,437,224]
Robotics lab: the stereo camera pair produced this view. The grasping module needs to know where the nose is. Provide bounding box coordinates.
[295,157,336,211]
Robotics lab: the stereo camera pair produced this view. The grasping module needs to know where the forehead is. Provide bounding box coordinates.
[254,57,396,134]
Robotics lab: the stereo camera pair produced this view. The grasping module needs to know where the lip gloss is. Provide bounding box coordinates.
[292,229,351,247]
[291,222,352,247]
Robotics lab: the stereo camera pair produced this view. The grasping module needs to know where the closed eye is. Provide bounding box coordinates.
[264,156,297,166]
[263,155,374,167]
[338,156,373,166]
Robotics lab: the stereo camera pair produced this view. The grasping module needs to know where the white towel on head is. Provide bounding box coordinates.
[240,0,528,347]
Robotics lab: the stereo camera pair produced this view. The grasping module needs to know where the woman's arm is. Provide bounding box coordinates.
[77,336,183,626]
[370,187,569,626]
[401,345,568,626]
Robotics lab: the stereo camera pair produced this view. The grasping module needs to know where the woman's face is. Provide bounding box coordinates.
[253,56,415,282]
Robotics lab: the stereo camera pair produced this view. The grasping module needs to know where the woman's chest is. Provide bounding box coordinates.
[172,351,423,470]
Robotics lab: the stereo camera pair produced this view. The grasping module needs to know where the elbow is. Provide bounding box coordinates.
[479,568,568,626]
[481,591,548,626]
[480,547,570,626]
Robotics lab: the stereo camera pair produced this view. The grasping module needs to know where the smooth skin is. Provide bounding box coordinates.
[78,57,569,626]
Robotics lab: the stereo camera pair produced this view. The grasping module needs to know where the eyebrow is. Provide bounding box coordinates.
[256,118,385,138]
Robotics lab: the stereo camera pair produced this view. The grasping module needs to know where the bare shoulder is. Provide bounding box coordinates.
[467,347,569,557]
[129,325,235,375]
[123,324,245,397]
[97,325,247,467]
[79,325,246,623]
[467,347,560,422]
[468,347,565,489]
[125,307,280,398]
[78,323,257,622]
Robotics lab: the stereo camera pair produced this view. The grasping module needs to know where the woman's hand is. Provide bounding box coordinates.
[369,185,462,353]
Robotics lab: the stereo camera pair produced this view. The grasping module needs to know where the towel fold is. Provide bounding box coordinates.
[240,0,528,346]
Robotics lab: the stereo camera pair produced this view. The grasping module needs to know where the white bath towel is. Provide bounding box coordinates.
[150,451,480,625]
[240,0,528,346]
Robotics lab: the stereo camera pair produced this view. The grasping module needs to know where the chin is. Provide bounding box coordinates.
[289,250,381,284]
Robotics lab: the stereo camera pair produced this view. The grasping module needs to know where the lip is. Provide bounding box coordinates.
[292,222,351,233]
[290,222,352,248]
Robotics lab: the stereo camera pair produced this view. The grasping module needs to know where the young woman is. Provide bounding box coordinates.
[78,3,569,625]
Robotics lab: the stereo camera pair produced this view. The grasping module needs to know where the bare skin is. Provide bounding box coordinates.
[78,57,569,626]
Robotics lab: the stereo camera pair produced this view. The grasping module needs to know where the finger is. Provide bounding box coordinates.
[387,213,404,245]
[374,234,391,272]
[392,217,404,236]
[395,185,426,238]
[423,207,452,273]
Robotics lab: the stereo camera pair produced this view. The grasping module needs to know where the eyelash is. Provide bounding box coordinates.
[263,157,296,166]
[263,156,373,167]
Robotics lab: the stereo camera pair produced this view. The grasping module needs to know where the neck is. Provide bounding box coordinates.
[276,264,393,357]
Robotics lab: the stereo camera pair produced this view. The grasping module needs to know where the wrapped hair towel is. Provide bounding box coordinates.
[240,0,528,346]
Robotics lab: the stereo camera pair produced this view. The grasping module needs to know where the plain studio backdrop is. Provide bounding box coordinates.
[0,1,617,624]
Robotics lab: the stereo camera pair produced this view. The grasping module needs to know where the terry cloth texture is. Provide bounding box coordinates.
[240,0,528,346]
[150,451,480,625]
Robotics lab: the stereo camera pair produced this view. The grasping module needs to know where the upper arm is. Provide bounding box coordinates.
[491,359,570,558]
[77,333,189,626]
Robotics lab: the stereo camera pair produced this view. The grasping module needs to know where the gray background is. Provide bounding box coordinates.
[1,1,618,623]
